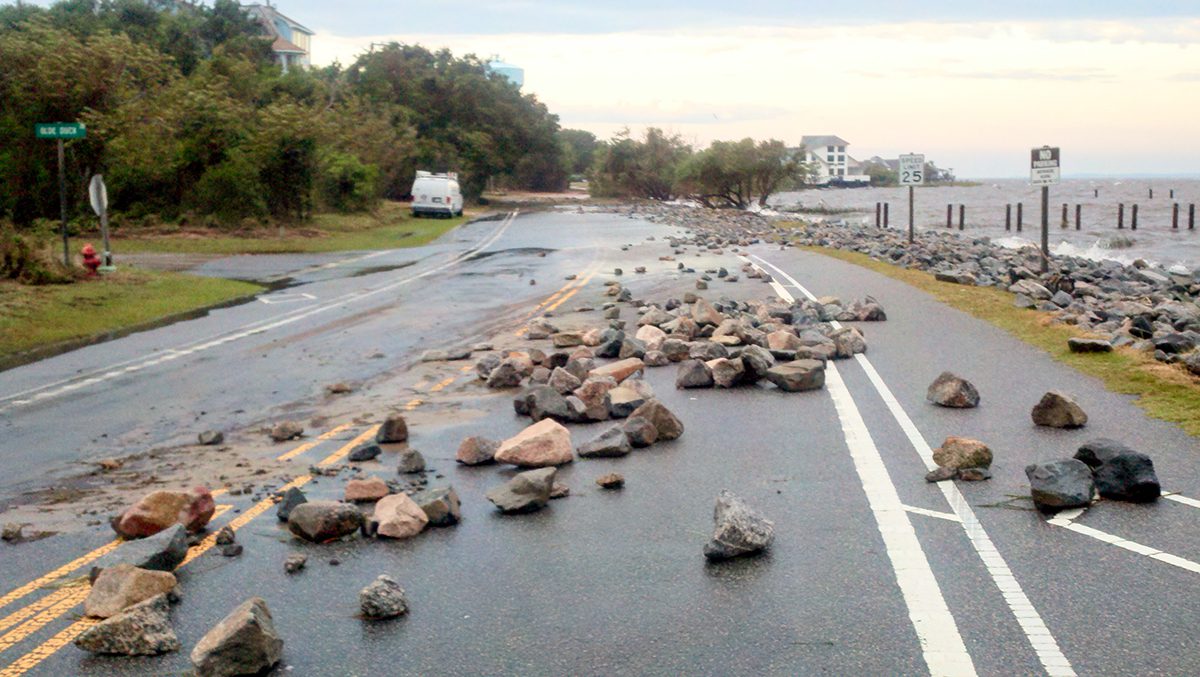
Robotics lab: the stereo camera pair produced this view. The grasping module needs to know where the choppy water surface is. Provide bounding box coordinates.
[771,178,1200,271]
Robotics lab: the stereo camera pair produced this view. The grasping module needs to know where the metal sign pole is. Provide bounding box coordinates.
[908,185,914,244]
[57,137,69,266]
[1040,185,1050,272]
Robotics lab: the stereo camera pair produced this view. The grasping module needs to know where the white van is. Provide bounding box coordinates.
[410,170,463,218]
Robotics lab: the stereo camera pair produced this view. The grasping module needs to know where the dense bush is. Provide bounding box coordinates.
[318,153,379,214]
[0,227,75,284]
[191,154,267,224]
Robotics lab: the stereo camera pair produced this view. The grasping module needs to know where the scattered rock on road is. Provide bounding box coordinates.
[628,400,684,441]
[494,419,574,467]
[413,486,461,526]
[933,437,992,470]
[596,473,625,489]
[85,564,177,619]
[397,448,426,474]
[957,467,992,482]
[2,523,21,542]
[360,575,409,620]
[1026,459,1095,513]
[765,359,825,392]
[456,436,499,466]
[198,430,224,446]
[925,372,980,408]
[287,501,364,543]
[92,525,188,578]
[578,426,633,458]
[374,493,429,539]
[275,487,307,522]
[190,597,283,677]
[75,594,180,656]
[376,414,408,443]
[345,477,390,502]
[348,443,382,462]
[486,468,557,514]
[114,487,215,539]
[1074,439,1161,503]
[703,490,775,561]
[623,416,658,448]
[284,553,307,574]
[675,359,714,389]
[1031,391,1088,428]
[269,421,303,442]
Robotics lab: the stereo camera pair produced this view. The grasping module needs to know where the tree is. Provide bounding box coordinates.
[558,128,599,178]
[677,138,802,208]
[590,128,691,200]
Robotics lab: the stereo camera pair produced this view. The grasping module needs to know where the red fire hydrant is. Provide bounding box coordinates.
[81,243,101,277]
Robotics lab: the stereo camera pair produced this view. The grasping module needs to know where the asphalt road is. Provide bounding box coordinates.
[1,209,1199,676]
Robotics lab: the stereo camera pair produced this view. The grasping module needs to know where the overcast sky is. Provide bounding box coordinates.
[22,1,1200,177]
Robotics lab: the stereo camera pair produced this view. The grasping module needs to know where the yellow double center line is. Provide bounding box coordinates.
[514,267,599,336]
[0,426,380,676]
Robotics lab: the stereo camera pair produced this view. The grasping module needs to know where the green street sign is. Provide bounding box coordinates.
[35,122,86,139]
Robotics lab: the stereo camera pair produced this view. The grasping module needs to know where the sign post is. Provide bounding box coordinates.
[898,153,925,244]
[1030,146,1060,272]
[89,174,114,270]
[36,123,87,266]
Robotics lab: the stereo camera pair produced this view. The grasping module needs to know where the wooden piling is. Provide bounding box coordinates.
[1191,204,1196,231]
[1005,204,1012,231]
[884,202,889,227]
[946,204,952,228]
[875,202,881,228]
[1118,203,1124,229]
[958,204,964,231]
[1075,204,1081,230]
[1173,203,1180,229]
[1132,204,1138,230]
[1017,202,1023,232]
[1061,202,1068,228]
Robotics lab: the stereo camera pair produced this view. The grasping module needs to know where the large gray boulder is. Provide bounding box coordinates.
[275,487,307,522]
[486,468,557,514]
[925,372,980,408]
[703,490,775,561]
[1031,391,1088,428]
[359,575,409,620]
[628,401,684,441]
[1074,439,1160,503]
[1025,460,1095,513]
[74,594,180,656]
[413,486,462,526]
[85,564,177,619]
[91,525,188,579]
[675,359,714,389]
[190,597,283,677]
[456,436,499,466]
[375,414,408,443]
[287,501,364,543]
[739,345,776,382]
[765,359,825,392]
[578,427,633,458]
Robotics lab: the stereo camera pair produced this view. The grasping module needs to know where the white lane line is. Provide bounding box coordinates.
[1046,508,1200,575]
[751,253,1076,677]
[1163,492,1200,509]
[754,258,977,676]
[0,212,517,411]
[904,505,963,523]
[258,292,317,305]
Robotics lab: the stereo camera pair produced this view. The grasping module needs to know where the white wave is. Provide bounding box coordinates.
[1050,240,1147,266]
[992,236,1039,250]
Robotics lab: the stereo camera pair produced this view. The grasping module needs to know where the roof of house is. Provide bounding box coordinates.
[800,135,849,149]
[271,36,307,54]
[243,3,314,36]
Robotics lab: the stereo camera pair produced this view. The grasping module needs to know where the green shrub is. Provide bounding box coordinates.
[318,152,379,213]
[0,227,76,285]
[190,154,267,225]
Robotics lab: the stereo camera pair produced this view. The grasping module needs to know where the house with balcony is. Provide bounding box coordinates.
[794,135,870,186]
[243,3,313,73]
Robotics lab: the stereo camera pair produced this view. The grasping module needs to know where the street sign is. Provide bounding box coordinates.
[899,154,925,186]
[35,122,86,140]
[1030,146,1060,186]
[88,175,108,216]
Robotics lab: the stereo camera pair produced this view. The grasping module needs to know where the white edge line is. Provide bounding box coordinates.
[751,253,1077,677]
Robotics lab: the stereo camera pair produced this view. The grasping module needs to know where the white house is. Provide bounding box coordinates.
[794,135,870,186]
[243,3,313,73]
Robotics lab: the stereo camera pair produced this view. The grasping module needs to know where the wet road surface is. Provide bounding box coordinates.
[1,209,1199,675]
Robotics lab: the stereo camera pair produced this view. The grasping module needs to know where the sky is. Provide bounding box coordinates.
[24,1,1200,177]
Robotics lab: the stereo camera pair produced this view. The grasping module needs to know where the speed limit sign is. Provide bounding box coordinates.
[899,154,925,186]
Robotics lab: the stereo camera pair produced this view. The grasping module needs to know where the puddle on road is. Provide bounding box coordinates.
[465,247,556,262]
